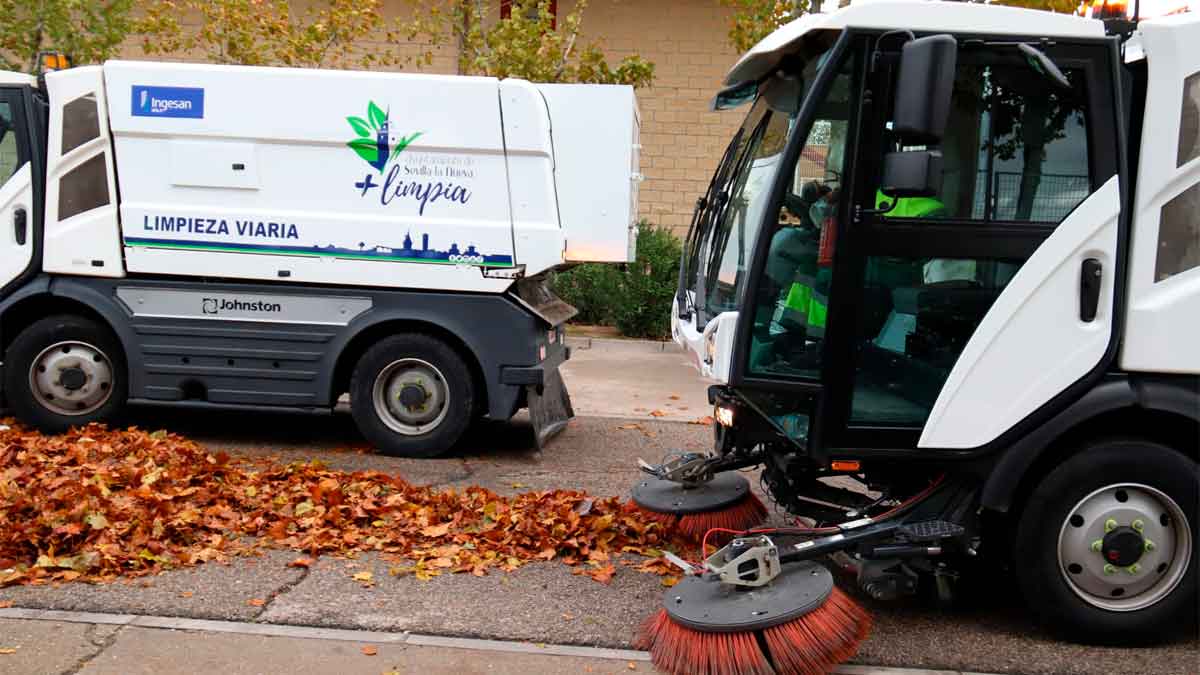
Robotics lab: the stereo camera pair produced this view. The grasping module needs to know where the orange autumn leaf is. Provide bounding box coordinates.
[648,410,668,417]
[246,598,265,607]
[361,645,378,656]
[0,420,692,591]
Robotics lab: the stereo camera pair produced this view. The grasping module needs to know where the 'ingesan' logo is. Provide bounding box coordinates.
[131,85,205,119]
[201,297,283,315]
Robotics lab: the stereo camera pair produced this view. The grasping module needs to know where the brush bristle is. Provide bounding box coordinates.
[636,586,872,675]
[762,586,872,674]
[636,608,774,675]
[675,491,768,539]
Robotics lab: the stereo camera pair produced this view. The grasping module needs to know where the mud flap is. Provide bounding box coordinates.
[527,367,574,450]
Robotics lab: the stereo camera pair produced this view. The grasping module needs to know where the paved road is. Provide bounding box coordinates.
[2,344,1196,673]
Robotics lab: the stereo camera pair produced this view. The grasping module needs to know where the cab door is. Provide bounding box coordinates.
[0,84,38,297]
[822,37,1124,453]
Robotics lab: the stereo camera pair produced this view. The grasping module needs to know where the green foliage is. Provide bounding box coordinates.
[553,223,682,340]
[137,0,402,69]
[0,0,136,72]
[401,0,654,87]
[720,0,810,54]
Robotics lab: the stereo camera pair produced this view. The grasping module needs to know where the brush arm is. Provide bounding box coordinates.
[776,521,903,565]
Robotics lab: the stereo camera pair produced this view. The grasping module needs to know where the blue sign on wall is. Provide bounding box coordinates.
[131,85,205,119]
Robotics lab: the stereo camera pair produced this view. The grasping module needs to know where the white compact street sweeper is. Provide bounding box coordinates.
[629,2,1199,673]
[0,60,640,457]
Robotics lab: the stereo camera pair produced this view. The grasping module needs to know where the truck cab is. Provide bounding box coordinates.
[671,0,1198,642]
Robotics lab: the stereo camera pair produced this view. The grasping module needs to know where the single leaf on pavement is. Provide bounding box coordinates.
[246,598,265,607]
[361,645,377,656]
[648,410,668,417]
[0,648,16,655]
[352,571,374,585]
[288,558,314,568]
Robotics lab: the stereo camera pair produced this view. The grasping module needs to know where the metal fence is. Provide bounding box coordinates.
[971,171,1090,222]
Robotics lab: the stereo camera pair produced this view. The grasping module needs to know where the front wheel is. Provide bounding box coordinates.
[1015,438,1197,644]
[349,333,474,458]
[4,314,127,432]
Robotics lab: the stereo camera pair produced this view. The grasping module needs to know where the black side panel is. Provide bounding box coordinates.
[40,277,546,419]
[980,373,1200,512]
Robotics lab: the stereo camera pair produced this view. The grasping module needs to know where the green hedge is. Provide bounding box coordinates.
[552,222,682,339]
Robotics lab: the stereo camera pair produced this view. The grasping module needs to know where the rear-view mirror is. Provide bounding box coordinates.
[881,150,943,199]
[894,35,957,145]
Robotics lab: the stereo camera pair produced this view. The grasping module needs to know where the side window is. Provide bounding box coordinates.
[881,58,1092,224]
[0,96,27,185]
[747,53,855,380]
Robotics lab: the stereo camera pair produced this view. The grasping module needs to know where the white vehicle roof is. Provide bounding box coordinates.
[0,71,34,86]
[725,0,1106,86]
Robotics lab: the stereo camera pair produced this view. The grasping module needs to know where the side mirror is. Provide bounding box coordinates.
[881,150,943,199]
[894,35,957,145]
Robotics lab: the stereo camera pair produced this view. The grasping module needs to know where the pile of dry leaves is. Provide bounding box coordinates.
[0,422,684,587]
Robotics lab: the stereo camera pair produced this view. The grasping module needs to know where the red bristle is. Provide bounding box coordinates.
[636,586,872,675]
[637,609,774,675]
[763,586,872,673]
[674,492,768,539]
[632,503,682,531]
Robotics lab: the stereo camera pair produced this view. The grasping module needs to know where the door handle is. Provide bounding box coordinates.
[14,207,26,246]
[1080,258,1102,322]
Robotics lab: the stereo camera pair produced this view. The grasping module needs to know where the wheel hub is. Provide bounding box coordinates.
[398,383,429,409]
[28,341,114,416]
[59,367,87,391]
[1101,526,1145,567]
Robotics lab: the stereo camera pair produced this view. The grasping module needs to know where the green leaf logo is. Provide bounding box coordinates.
[345,100,422,173]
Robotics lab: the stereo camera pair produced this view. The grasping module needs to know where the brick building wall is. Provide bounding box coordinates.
[120,0,749,237]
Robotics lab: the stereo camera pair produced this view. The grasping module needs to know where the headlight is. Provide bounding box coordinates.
[715,404,735,427]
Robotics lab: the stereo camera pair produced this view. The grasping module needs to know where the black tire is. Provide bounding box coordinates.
[4,314,127,433]
[349,333,474,458]
[1015,438,1197,644]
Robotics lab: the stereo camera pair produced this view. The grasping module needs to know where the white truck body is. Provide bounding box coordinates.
[0,60,639,455]
[41,61,638,291]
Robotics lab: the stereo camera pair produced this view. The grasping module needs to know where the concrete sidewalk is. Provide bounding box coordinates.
[0,610,996,675]
[560,337,712,422]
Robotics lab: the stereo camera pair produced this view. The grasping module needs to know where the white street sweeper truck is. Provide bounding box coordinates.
[0,59,640,457]
[629,2,1199,673]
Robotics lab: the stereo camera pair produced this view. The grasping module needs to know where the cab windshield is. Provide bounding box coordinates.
[683,35,840,324]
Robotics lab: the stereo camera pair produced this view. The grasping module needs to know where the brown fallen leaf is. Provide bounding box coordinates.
[689,416,715,425]
[352,571,374,585]
[561,612,575,621]
[179,591,193,598]
[361,645,378,656]
[288,558,314,569]
[0,600,12,608]
[668,395,681,400]
[628,662,637,670]
[0,648,16,655]
[648,410,668,417]
[246,598,265,607]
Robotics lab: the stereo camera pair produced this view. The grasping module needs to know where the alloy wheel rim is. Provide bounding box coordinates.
[1056,482,1192,612]
[28,341,115,416]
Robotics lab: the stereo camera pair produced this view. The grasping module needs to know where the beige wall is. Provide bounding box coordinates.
[121,0,746,237]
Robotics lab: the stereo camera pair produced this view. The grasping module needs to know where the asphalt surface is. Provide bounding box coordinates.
[2,405,1196,675]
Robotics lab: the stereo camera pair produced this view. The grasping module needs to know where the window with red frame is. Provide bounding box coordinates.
[500,1,557,29]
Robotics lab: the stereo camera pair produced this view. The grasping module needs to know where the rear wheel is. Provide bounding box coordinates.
[349,333,474,458]
[4,315,127,432]
[1015,439,1197,644]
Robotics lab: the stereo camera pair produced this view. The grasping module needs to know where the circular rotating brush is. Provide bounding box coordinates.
[631,472,768,539]
[635,561,871,675]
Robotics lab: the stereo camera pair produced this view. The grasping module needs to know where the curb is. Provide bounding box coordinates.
[0,607,999,675]
[565,336,682,354]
